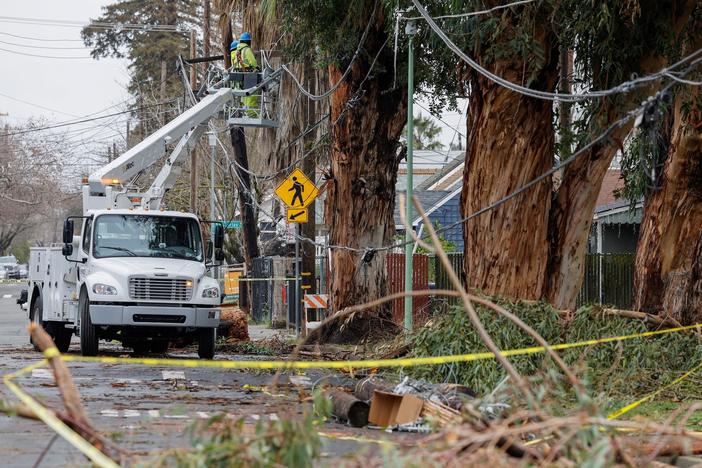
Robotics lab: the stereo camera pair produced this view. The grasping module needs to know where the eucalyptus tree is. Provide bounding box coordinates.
[632,11,702,324]
[416,0,697,308]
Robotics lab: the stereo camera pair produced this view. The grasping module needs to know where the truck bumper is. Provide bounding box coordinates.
[90,305,220,328]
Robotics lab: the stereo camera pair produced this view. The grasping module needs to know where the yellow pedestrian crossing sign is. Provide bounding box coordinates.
[287,208,308,223]
[275,169,319,209]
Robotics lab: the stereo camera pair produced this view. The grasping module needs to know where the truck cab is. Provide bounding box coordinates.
[28,208,223,358]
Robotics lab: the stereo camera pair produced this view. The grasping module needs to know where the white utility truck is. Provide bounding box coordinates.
[25,68,279,358]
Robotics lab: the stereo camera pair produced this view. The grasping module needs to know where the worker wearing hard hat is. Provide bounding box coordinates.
[232,32,260,117]
[229,39,239,67]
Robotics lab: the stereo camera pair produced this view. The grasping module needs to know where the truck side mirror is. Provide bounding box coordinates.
[213,224,224,249]
[62,244,73,256]
[63,219,74,244]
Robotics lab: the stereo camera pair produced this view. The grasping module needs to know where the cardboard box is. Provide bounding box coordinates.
[368,390,424,427]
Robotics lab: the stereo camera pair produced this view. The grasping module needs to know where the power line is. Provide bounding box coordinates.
[0,100,176,137]
[0,15,182,32]
[280,0,379,101]
[0,38,89,50]
[0,46,93,60]
[0,91,79,117]
[411,0,702,103]
[0,31,84,42]
[404,0,536,20]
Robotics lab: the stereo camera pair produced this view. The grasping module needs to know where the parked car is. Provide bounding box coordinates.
[0,255,18,280]
[6,264,21,279]
[18,264,28,279]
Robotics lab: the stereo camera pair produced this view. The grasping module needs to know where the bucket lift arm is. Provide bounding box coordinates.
[84,87,233,212]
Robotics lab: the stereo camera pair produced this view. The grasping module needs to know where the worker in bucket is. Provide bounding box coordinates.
[229,39,239,68]
[233,32,260,117]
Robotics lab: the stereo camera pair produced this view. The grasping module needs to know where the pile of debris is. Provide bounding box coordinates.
[219,306,249,341]
[326,377,480,432]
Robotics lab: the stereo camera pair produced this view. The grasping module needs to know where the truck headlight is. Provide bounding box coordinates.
[93,283,117,295]
[202,287,219,298]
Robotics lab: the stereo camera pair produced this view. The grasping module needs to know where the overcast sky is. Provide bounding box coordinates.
[0,1,466,162]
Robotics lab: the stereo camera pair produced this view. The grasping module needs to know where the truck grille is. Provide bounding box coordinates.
[129,277,193,301]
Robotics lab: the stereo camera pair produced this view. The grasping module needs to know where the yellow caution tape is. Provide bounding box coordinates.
[43,347,60,359]
[51,322,702,370]
[606,360,702,420]
[2,375,119,468]
[4,322,701,461]
[318,431,394,446]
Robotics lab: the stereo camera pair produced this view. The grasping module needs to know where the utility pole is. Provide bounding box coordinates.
[160,60,167,126]
[126,121,130,149]
[189,29,198,214]
[112,142,117,162]
[202,0,210,76]
[301,60,317,296]
[403,21,417,332]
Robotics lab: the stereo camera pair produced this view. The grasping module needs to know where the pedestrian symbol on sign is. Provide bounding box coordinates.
[289,177,304,206]
[274,169,319,209]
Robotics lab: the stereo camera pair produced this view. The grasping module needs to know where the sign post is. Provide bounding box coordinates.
[294,224,301,336]
[274,169,320,337]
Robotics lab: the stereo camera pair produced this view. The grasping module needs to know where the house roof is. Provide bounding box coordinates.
[594,198,643,224]
[394,190,451,228]
[417,153,465,191]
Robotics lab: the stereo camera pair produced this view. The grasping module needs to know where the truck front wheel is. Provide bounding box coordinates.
[79,289,99,356]
[197,328,215,359]
[30,295,44,351]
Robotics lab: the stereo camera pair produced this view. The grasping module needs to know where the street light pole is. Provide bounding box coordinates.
[404,20,417,332]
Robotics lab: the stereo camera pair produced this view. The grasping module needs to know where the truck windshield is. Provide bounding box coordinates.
[93,215,204,262]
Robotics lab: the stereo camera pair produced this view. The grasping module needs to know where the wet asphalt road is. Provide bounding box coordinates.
[0,283,388,467]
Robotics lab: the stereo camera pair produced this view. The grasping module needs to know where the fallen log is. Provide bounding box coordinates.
[327,390,370,427]
[354,378,392,402]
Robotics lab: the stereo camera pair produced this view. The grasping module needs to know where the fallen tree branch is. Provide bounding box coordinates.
[27,323,124,462]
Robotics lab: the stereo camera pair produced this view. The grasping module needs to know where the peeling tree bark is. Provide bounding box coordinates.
[323,11,407,342]
[634,89,702,324]
[544,122,632,308]
[461,28,558,300]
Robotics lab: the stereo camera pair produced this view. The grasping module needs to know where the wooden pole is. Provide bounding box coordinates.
[159,59,167,126]
[189,29,196,90]
[202,0,210,76]
[301,60,317,295]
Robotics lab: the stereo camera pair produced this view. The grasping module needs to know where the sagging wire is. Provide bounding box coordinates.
[279,0,379,101]
[410,0,702,103]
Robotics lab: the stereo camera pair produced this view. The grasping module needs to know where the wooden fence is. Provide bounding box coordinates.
[386,253,430,325]
[434,252,636,310]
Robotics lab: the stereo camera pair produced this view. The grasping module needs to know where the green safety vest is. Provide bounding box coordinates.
[234,43,257,70]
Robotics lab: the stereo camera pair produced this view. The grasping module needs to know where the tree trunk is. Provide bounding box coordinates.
[634,89,702,324]
[544,122,632,308]
[323,16,406,343]
[461,43,558,300]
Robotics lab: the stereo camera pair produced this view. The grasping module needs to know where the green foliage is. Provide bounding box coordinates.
[81,1,198,104]
[407,302,702,399]
[155,392,330,467]
[403,114,444,151]
[9,240,30,264]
